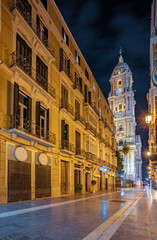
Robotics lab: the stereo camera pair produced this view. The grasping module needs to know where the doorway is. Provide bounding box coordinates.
[61,160,68,195]
[85,172,90,192]
[105,178,108,190]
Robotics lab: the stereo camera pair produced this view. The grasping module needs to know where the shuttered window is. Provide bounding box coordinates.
[62,27,69,46]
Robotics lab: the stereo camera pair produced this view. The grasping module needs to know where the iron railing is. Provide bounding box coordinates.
[75,147,86,157]
[60,99,74,117]
[74,81,83,94]
[61,54,73,83]
[9,114,56,145]
[12,0,55,58]
[60,139,75,153]
[75,112,86,126]
[10,52,56,99]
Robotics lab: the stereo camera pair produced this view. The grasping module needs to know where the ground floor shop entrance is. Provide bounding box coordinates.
[8,160,31,203]
[61,160,68,195]
[35,165,51,198]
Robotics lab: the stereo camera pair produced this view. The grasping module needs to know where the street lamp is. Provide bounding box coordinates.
[145,114,152,124]
[147,151,151,156]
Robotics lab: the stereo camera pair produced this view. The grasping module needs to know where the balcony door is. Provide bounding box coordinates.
[61,84,68,108]
[75,131,81,155]
[36,102,49,140]
[61,120,69,150]
[75,100,80,119]
[16,34,32,76]
[36,56,48,91]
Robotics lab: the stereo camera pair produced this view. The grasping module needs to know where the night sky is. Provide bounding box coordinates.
[55,0,152,180]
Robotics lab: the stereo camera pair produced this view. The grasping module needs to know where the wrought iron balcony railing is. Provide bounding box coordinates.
[10,52,56,99]
[75,112,86,126]
[12,0,55,58]
[75,147,86,157]
[74,81,83,94]
[60,99,74,117]
[60,139,75,153]
[9,114,56,145]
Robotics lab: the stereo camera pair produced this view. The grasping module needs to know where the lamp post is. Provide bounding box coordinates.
[145,113,152,188]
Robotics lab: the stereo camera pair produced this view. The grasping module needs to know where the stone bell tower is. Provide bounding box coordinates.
[108,50,142,182]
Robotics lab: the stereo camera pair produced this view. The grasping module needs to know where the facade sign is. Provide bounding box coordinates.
[13,147,28,162]
[38,153,48,166]
[152,66,157,87]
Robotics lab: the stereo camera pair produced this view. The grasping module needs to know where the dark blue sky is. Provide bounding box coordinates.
[55,0,152,179]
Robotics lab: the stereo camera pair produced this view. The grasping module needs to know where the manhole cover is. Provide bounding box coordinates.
[110,200,126,203]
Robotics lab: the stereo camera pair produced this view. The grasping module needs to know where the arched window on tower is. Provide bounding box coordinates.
[118,124,123,131]
[119,103,122,112]
[117,79,122,88]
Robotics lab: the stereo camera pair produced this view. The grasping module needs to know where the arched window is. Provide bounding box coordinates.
[115,107,118,113]
[123,104,126,111]
[119,124,123,131]
[119,103,122,112]
[117,79,122,88]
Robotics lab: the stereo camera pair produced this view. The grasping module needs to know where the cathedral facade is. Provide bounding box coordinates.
[108,52,142,183]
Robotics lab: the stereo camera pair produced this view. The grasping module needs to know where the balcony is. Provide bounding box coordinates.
[86,122,96,136]
[86,152,98,163]
[12,0,55,58]
[84,101,99,118]
[75,112,86,127]
[74,81,84,100]
[60,68,73,86]
[75,147,86,158]
[60,99,74,117]
[8,114,56,147]
[10,52,56,99]
[60,139,75,154]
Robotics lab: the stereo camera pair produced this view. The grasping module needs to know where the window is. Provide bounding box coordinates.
[99,108,101,119]
[75,50,80,65]
[119,103,122,112]
[36,56,48,91]
[115,107,118,113]
[118,79,122,88]
[41,0,47,10]
[99,95,101,100]
[119,140,123,146]
[85,68,89,80]
[123,104,126,111]
[60,48,70,77]
[75,131,81,155]
[93,82,96,92]
[75,72,82,93]
[75,100,80,119]
[16,34,32,76]
[153,43,157,67]
[36,15,48,47]
[36,102,49,139]
[118,124,123,131]
[62,27,69,46]
[17,0,32,26]
[61,120,69,150]
[61,84,68,108]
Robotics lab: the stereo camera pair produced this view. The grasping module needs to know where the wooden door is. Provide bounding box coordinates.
[85,173,90,192]
[8,160,31,202]
[61,160,68,195]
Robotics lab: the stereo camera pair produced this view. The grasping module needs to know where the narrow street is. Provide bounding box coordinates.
[0,188,156,240]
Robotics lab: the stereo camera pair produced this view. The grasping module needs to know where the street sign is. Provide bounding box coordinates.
[152,66,157,87]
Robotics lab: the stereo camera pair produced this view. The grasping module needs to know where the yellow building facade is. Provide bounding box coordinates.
[0,0,117,204]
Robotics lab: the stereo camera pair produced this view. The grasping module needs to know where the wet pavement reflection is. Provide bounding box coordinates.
[0,189,147,240]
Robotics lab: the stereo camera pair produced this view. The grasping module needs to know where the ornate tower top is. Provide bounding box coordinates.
[119,47,124,63]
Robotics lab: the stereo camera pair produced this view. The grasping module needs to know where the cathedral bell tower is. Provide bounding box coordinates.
[108,50,138,182]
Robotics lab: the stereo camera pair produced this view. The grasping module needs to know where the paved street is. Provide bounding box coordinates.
[0,188,156,240]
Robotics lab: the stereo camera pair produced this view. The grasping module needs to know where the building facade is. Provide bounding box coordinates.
[0,0,117,204]
[108,52,142,183]
[147,0,157,188]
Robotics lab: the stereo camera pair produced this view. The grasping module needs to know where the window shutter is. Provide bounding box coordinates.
[66,34,69,46]
[46,108,49,141]
[67,124,69,142]
[14,82,19,115]
[62,27,64,38]
[79,78,82,92]
[60,48,63,71]
[61,120,65,140]
[88,91,91,105]
[67,59,70,78]
[36,101,40,137]
[26,96,32,120]
[85,85,87,102]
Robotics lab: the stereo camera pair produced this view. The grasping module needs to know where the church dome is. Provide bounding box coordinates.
[112,51,131,76]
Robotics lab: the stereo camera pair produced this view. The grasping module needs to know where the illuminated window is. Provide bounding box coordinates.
[118,79,122,88]
[119,103,122,112]
[118,70,121,74]
[123,104,126,111]
[75,50,80,65]
[115,107,118,113]
[119,124,123,131]
[93,83,96,92]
